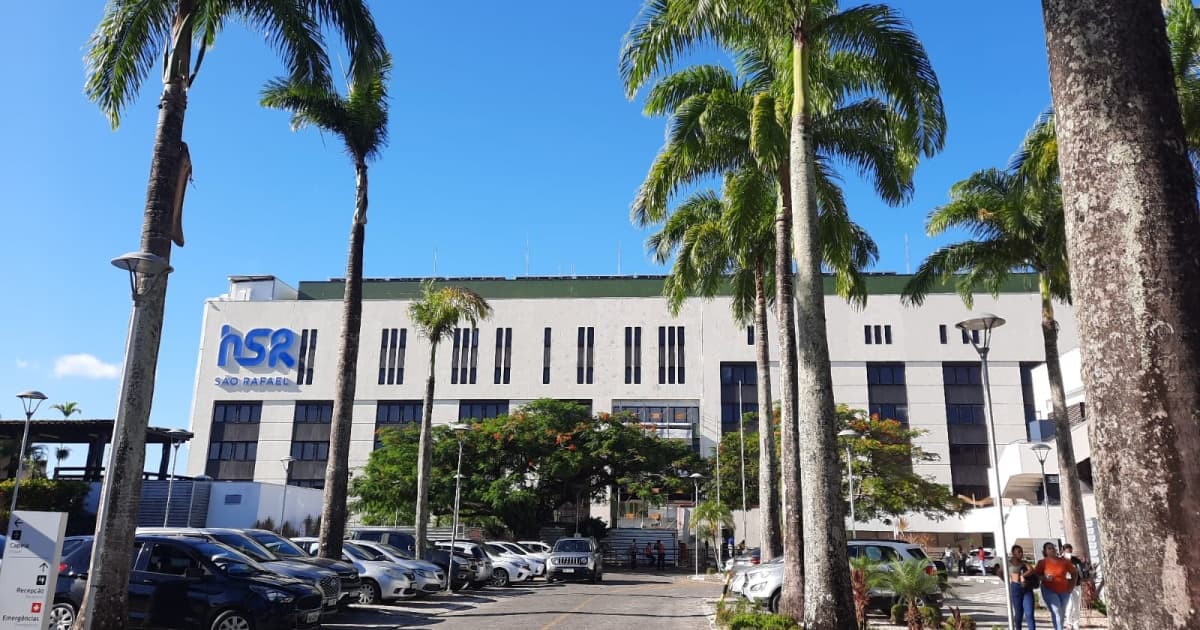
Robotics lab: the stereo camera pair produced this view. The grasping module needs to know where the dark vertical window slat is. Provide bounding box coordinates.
[864,325,873,344]
[624,327,632,384]
[378,329,389,385]
[634,327,642,384]
[297,330,309,384]
[747,326,754,346]
[503,328,512,384]
[305,330,317,384]
[939,324,948,344]
[451,328,462,384]
[873,325,882,345]
[658,326,667,384]
[586,327,594,384]
[543,327,552,384]
[576,327,584,384]
[387,328,399,384]
[667,326,676,384]
[884,325,892,345]
[397,329,407,384]
[494,328,504,384]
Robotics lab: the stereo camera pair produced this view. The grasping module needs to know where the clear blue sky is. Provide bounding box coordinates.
[0,2,1051,468]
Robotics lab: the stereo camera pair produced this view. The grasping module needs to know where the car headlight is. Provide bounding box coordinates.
[417,569,436,579]
[748,582,767,593]
[746,571,766,581]
[546,558,555,565]
[250,585,294,603]
[386,568,406,579]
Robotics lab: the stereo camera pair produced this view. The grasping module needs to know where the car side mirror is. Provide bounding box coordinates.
[184,567,204,579]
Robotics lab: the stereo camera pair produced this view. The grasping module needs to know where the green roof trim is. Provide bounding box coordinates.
[296,273,1040,301]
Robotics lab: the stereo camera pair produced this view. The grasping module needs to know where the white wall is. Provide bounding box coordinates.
[205,481,324,531]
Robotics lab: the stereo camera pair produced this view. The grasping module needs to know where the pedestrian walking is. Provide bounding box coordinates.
[644,542,654,569]
[1025,541,1077,630]
[629,540,638,569]
[1008,545,1037,630]
[656,539,666,571]
[942,547,955,576]
[1061,544,1088,630]
[957,545,967,575]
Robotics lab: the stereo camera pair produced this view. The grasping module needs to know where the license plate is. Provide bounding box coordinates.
[562,568,575,573]
[306,611,320,623]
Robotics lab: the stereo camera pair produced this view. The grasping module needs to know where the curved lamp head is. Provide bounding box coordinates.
[688,472,704,480]
[16,390,47,417]
[837,429,861,439]
[1029,442,1053,464]
[955,313,1006,332]
[449,423,470,433]
[111,251,172,277]
[166,428,193,441]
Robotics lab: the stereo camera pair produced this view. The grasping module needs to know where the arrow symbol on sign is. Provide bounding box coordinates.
[38,562,48,572]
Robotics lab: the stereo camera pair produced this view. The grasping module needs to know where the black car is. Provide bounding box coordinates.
[139,527,343,612]
[245,528,362,608]
[423,549,474,591]
[347,528,417,556]
[51,535,324,630]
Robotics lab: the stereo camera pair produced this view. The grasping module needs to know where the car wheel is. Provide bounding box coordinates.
[769,590,781,614]
[358,579,381,605]
[210,610,253,630]
[491,569,510,587]
[48,602,75,630]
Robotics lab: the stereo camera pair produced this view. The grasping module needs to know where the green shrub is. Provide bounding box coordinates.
[891,603,908,624]
[1092,599,1107,616]
[0,478,93,534]
[728,611,800,630]
[919,605,943,628]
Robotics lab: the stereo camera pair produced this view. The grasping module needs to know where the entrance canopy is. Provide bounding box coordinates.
[0,419,192,481]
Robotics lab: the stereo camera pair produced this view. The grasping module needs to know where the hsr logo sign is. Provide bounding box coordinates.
[217,326,297,368]
[215,326,297,387]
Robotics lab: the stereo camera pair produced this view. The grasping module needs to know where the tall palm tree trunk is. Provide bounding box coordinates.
[74,8,191,630]
[319,161,368,559]
[1042,1,1200,626]
[1039,279,1088,558]
[754,263,782,560]
[775,165,805,619]
[789,32,854,630]
[415,345,438,556]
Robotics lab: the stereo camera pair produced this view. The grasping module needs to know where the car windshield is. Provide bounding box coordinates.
[248,532,308,558]
[553,540,591,553]
[345,540,386,559]
[485,544,506,556]
[191,542,267,574]
[507,543,531,554]
[371,542,413,560]
[213,534,276,562]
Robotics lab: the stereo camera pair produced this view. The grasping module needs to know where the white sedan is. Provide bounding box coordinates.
[486,541,546,577]
[483,547,532,586]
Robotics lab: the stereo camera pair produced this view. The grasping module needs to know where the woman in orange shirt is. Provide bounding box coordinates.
[1025,542,1077,630]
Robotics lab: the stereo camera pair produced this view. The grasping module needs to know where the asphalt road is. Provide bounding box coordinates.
[323,571,721,630]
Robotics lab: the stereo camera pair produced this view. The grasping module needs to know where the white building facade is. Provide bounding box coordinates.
[184,273,1078,547]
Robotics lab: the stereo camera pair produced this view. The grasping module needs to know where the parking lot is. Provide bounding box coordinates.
[324,571,721,630]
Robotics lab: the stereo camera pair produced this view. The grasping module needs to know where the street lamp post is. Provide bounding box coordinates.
[837,429,861,539]
[162,428,192,526]
[958,313,1013,630]
[11,391,48,515]
[280,456,294,534]
[1030,442,1054,539]
[689,472,703,576]
[447,423,469,592]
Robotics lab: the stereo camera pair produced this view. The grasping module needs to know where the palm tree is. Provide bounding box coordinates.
[691,499,734,570]
[622,5,941,623]
[877,559,940,630]
[409,282,492,555]
[1042,1,1200,625]
[901,156,1089,564]
[262,57,391,562]
[82,4,384,628]
[55,446,71,470]
[51,402,81,419]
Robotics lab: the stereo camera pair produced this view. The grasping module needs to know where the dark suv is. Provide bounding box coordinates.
[51,535,323,630]
[140,528,343,613]
[245,528,361,608]
[347,527,417,556]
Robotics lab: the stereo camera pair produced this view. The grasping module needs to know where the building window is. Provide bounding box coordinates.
[212,402,262,424]
[614,403,700,452]
[376,401,422,425]
[494,327,513,384]
[939,324,948,344]
[658,326,685,384]
[378,328,407,385]
[864,324,893,345]
[291,441,330,461]
[943,364,983,385]
[577,327,594,384]
[947,404,986,425]
[224,494,243,505]
[294,401,333,423]
[207,441,258,461]
[296,328,318,385]
[944,362,988,502]
[747,326,754,346]
[961,328,980,345]
[543,327,552,384]
[624,327,642,385]
[948,445,991,500]
[459,400,509,421]
[719,362,758,432]
[867,363,908,424]
[451,328,480,385]
[290,479,325,489]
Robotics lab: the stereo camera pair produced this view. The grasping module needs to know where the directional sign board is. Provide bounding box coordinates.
[0,511,68,629]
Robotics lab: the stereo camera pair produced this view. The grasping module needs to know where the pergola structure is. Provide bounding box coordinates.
[0,419,192,481]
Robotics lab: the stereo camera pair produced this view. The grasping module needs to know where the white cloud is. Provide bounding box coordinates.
[54,354,120,380]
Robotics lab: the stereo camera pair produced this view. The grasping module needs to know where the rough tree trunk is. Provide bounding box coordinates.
[775,164,805,620]
[414,345,439,556]
[1039,282,1088,558]
[73,6,191,629]
[1042,1,1200,627]
[754,264,782,560]
[318,161,368,560]
[790,31,854,630]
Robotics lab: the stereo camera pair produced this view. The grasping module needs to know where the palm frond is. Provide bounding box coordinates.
[235,0,332,87]
[644,65,737,117]
[308,0,388,83]
[84,0,175,128]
